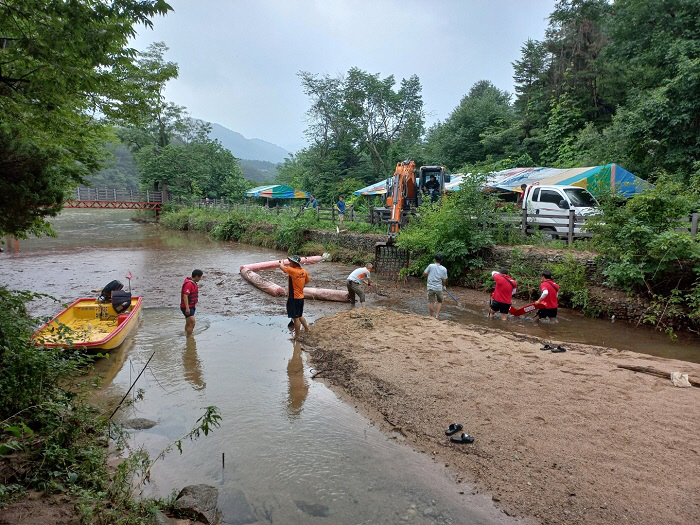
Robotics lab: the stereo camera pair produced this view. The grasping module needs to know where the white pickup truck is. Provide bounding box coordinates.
[521,184,599,236]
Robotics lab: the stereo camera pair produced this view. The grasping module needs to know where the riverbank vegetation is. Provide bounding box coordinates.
[0,286,223,522]
[0,287,157,522]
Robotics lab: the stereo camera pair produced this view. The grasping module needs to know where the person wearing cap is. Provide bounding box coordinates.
[423,253,448,319]
[279,255,311,339]
[488,268,517,320]
[533,270,559,323]
[346,263,373,308]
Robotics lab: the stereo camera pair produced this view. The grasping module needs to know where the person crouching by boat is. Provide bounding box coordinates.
[279,255,310,340]
[98,280,123,302]
[181,269,203,336]
[347,263,373,308]
[488,268,516,321]
[533,270,559,323]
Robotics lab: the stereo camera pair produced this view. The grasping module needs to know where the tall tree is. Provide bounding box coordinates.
[423,81,516,171]
[601,0,700,180]
[0,0,172,237]
[296,67,424,200]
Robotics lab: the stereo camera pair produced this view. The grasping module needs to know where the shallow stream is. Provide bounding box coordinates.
[2,209,698,524]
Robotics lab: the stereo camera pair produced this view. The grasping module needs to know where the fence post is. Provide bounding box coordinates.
[113,189,117,201]
[146,189,150,202]
[350,206,354,222]
[521,208,527,239]
[370,206,374,225]
[316,206,319,222]
[691,211,698,237]
[567,209,575,246]
[331,205,335,222]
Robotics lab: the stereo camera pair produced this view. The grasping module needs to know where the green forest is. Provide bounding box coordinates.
[3,0,699,239]
[277,0,700,203]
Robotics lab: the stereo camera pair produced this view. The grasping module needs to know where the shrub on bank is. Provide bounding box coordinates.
[0,287,162,522]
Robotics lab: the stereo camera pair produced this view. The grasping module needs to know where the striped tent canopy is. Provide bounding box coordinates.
[353,176,465,196]
[484,164,650,197]
[353,180,390,196]
[245,184,310,199]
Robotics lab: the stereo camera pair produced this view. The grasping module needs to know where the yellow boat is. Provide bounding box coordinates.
[34,297,142,351]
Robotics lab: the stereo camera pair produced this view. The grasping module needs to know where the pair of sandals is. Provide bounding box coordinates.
[445,423,474,443]
[541,343,566,353]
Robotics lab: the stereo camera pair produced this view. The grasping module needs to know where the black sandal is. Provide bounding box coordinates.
[450,433,475,444]
[540,344,554,351]
[551,345,566,353]
[445,423,463,436]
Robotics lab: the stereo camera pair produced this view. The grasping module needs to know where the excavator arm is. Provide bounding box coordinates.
[385,160,416,237]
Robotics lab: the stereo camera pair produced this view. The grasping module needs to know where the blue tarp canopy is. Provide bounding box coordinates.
[483,164,650,197]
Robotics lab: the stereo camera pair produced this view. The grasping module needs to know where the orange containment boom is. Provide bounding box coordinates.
[239,256,350,302]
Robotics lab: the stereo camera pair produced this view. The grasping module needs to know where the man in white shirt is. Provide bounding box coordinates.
[347,263,373,308]
[423,254,448,319]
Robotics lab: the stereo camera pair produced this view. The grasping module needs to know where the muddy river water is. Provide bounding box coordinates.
[2,210,698,525]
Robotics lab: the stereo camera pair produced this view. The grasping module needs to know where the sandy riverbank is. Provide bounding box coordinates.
[305,309,700,525]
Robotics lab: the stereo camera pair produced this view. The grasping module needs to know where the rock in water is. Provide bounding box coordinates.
[174,484,220,524]
[122,417,157,430]
[218,489,256,525]
[294,500,330,517]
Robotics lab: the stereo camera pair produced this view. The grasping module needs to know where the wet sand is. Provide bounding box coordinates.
[305,309,700,525]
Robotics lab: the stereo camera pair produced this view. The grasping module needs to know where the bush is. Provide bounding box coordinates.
[209,210,250,241]
[397,173,497,275]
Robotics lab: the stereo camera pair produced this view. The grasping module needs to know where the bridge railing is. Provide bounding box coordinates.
[70,187,163,203]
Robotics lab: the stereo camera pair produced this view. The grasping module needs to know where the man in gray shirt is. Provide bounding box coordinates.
[423,253,448,319]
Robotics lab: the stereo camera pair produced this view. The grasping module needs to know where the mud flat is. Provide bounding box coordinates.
[305,309,700,525]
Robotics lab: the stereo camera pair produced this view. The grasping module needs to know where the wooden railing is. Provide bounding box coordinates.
[180,199,700,246]
[71,187,163,203]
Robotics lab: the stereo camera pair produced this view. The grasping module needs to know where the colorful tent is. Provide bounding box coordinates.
[353,180,390,196]
[245,184,310,199]
[353,164,649,198]
[484,164,650,197]
[353,176,465,196]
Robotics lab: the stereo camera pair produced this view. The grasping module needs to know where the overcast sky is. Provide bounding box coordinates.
[131,0,555,153]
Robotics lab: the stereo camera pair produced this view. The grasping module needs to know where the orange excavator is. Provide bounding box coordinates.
[384,161,450,239]
[375,161,450,276]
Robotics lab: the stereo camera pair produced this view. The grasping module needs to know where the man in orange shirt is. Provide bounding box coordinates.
[279,255,311,340]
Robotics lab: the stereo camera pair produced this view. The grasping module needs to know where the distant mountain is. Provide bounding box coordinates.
[207,122,290,164]
[238,159,279,185]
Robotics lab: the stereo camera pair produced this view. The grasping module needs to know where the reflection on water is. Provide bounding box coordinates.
[286,342,309,418]
[183,337,205,391]
[5,209,699,524]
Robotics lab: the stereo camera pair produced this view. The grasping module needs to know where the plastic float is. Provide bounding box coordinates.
[509,302,540,316]
[240,256,350,302]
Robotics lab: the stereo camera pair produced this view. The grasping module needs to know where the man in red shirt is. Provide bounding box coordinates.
[488,268,517,320]
[534,270,559,323]
[181,269,203,336]
[279,255,310,340]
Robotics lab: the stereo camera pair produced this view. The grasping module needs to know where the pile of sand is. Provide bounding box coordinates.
[306,309,700,525]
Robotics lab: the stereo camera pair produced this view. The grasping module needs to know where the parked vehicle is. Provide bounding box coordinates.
[521,184,599,236]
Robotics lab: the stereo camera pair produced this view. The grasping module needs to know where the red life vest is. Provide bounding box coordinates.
[540,279,559,309]
[491,273,516,304]
[181,277,199,308]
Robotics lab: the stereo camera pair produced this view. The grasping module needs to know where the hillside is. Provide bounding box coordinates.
[238,159,279,184]
[207,122,289,164]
